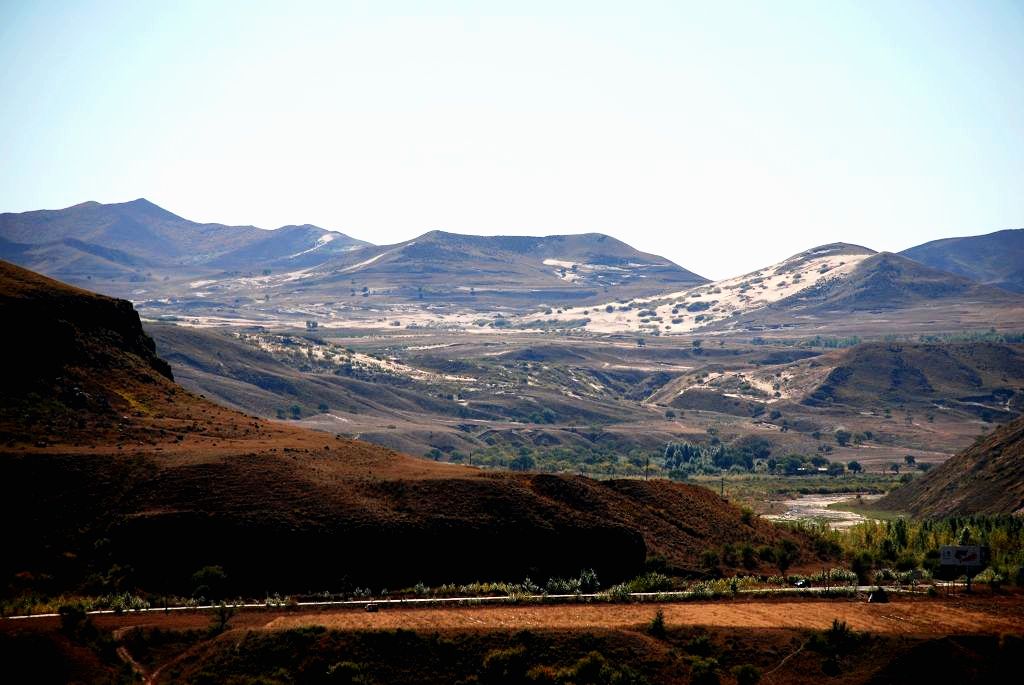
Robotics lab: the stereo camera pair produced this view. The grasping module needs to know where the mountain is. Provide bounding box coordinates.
[901,228,1024,294]
[877,414,1024,516]
[292,229,708,308]
[530,243,1024,336]
[0,260,823,597]
[0,198,369,289]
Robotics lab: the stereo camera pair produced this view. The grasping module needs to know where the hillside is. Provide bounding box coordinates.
[526,245,1024,336]
[797,342,1024,418]
[0,260,822,598]
[901,228,1024,294]
[877,414,1024,516]
[0,199,368,290]
[256,229,708,309]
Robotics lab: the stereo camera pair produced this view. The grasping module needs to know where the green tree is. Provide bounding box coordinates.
[648,608,667,639]
[847,460,863,474]
[775,540,798,576]
[192,565,228,600]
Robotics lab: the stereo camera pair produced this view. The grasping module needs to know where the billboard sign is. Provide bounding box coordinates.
[939,545,984,567]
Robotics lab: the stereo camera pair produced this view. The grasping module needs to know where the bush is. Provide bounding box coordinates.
[481,646,529,684]
[688,656,720,685]
[732,664,762,685]
[191,565,228,600]
[686,634,715,657]
[648,608,666,639]
[326,661,375,684]
[975,568,1005,591]
[700,549,721,570]
[58,603,89,638]
[553,652,650,685]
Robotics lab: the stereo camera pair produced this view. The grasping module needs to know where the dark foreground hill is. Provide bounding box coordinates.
[0,261,821,598]
[877,414,1024,516]
[901,228,1024,294]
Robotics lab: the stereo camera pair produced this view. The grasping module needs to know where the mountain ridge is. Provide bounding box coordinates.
[901,228,1024,294]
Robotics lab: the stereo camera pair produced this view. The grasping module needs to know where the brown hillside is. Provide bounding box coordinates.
[0,260,826,597]
[878,415,1024,516]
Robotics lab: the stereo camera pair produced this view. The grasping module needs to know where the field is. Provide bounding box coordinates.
[3,593,1022,684]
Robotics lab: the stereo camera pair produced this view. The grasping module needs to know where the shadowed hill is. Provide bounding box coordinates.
[877,414,1024,516]
[0,261,822,597]
[901,228,1024,294]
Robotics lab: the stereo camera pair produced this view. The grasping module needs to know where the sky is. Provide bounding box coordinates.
[1,1,1022,280]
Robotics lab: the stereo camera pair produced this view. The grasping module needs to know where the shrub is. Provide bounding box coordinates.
[686,634,715,657]
[326,661,375,684]
[700,549,721,570]
[192,565,228,600]
[58,603,89,638]
[740,544,757,570]
[975,568,1005,591]
[481,646,529,684]
[732,664,762,685]
[554,652,650,685]
[648,608,667,639]
[688,656,720,685]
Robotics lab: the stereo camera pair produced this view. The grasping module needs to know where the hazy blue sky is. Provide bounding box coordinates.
[1,1,1021,279]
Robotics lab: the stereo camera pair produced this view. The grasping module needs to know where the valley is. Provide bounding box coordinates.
[2,205,1023,684]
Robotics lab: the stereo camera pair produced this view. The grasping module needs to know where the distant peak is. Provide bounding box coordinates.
[790,242,876,261]
[112,198,184,220]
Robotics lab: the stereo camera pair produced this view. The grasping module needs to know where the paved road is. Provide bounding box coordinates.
[4,584,931,621]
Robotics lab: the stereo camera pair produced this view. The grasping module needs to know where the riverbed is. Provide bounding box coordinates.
[763,493,881,530]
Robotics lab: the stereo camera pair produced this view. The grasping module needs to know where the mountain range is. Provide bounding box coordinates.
[0,199,707,309]
[0,198,368,282]
[1,199,1022,333]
